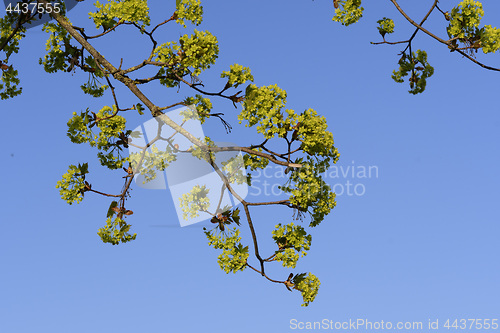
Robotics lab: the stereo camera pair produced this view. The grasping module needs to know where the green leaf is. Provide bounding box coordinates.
[102,19,117,31]
[292,273,306,284]
[135,103,145,115]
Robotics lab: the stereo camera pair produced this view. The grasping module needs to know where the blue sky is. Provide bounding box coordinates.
[1,1,499,332]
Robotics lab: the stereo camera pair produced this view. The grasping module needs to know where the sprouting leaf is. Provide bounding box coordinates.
[135,103,145,115]
[232,208,241,226]
[78,162,89,175]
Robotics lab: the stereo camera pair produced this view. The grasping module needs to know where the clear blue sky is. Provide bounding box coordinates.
[1,1,499,332]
